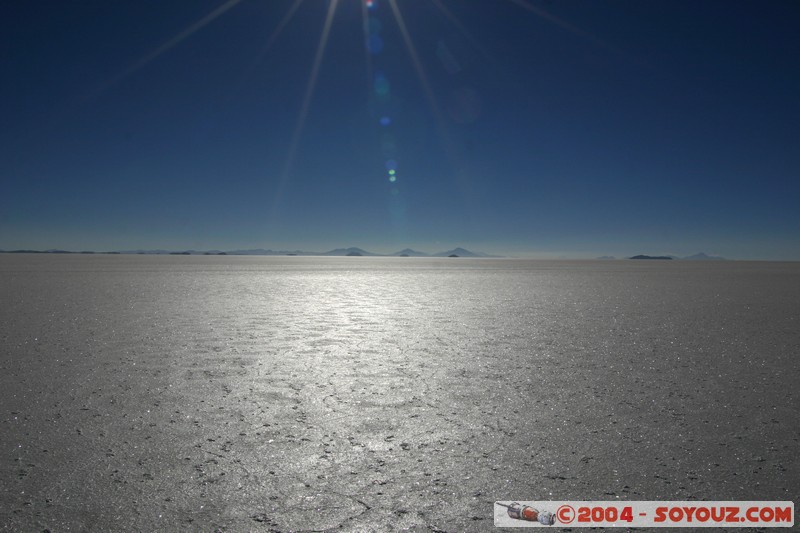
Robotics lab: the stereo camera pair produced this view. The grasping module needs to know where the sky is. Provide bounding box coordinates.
[1,0,799,259]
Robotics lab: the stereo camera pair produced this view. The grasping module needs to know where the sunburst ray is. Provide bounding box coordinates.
[271,0,340,215]
[100,0,243,93]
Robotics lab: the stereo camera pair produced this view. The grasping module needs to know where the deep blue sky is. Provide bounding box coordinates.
[1,0,798,258]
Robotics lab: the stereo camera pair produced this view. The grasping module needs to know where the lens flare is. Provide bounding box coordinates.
[374,74,390,96]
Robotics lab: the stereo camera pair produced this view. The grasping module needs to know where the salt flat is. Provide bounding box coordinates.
[1,255,798,531]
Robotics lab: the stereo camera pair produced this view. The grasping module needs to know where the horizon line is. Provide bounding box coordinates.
[1,247,788,262]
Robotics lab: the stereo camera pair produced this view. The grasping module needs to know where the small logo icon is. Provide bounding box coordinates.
[497,502,556,525]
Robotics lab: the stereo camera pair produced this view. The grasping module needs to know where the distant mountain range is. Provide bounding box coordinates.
[0,248,732,260]
[392,248,428,257]
[628,252,729,261]
[0,246,499,258]
[221,246,498,257]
